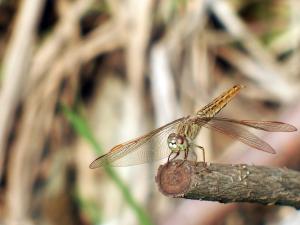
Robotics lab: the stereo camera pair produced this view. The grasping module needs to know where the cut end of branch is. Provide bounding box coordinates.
[156,160,206,197]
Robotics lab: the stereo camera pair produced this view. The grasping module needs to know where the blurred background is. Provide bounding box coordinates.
[0,0,300,224]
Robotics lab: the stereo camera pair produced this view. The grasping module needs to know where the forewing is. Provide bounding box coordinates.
[211,117,297,132]
[89,117,185,168]
[194,117,276,153]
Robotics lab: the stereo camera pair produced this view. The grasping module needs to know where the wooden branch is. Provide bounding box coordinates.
[156,160,300,209]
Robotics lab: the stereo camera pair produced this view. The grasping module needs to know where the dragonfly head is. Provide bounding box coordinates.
[167,133,188,152]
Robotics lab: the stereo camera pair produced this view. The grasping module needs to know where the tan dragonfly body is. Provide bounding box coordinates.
[176,85,242,139]
[90,85,297,168]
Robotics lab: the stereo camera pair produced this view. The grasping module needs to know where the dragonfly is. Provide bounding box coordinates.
[89,84,297,168]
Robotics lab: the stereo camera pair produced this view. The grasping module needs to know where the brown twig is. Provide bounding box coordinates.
[0,0,45,182]
[156,160,300,209]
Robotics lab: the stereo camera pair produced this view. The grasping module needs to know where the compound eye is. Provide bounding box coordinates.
[167,133,176,142]
[176,135,185,145]
[177,137,183,144]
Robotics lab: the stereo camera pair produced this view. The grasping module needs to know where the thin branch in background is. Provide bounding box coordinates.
[26,0,94,95]
[0,0,45,183]
[150,44,179,125]
[5,1,124,224]
[209,0,296,102]
[5,3,85,219]
[217,46,298,103]
[156,160,300,209]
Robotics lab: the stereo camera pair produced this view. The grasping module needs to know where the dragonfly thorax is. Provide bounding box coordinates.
[167,133,188,152]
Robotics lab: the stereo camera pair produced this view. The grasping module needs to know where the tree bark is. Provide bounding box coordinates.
[156,160,300,209]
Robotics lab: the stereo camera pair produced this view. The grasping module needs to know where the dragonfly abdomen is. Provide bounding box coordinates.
[197,85,244,118]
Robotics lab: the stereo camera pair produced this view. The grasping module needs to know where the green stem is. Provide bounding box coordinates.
[62,105,153,225]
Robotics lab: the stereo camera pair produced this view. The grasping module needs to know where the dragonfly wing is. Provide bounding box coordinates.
[195,117,276,153]
[89,117,185,168]
[211,117,297,132]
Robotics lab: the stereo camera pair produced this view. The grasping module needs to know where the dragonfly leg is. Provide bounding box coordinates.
[184,149,188,160]
[193,144,207,167]
[176,149,189,168]
[167,152,173,164]
[167,151,180,164]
